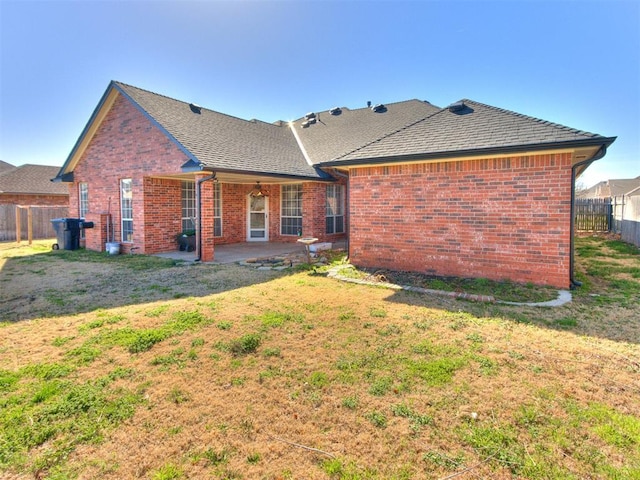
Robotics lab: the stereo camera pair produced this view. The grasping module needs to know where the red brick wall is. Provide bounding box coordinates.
[348,154,573,288]
[70,94,190,253]
[69,92,347,256]
[0,194,68,207]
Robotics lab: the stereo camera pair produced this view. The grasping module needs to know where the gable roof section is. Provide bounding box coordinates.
[0,164,68,196]
[291,100,441,164]
[321,99,616,166]
[114,82,325,180]
[0,160,14,174]
[56,81,328,182]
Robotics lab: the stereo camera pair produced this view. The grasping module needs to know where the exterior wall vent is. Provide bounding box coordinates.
[330,107,342,116]
[371,104,386,113]
[189,103,202,114]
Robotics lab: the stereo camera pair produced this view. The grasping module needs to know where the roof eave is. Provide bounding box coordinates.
[200,166,334,182]
[318,137,618,168]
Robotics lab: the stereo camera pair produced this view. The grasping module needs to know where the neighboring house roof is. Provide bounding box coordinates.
[0,164,68,196]
[292,100,441,164]
[0,160,14,174]
[580,176,640,198]
[115,82,325,180]
[321,100,615,165]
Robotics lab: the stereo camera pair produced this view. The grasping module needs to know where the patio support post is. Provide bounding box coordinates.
[196,173,216,262]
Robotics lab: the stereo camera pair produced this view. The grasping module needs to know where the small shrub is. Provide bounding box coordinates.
[366,410,387,428]
[342,395,359,409]
[152,463,184,480]
[229,333,261,356]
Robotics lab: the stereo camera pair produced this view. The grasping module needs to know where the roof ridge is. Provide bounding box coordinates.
[113,81,285,130]
[461,99,601,138]
[332,104,445,161]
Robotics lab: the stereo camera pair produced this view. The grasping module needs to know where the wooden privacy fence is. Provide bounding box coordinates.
[575,198,612,232]
[0,204,69,242]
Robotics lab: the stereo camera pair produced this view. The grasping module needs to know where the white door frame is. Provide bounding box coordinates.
[247,195,269,241]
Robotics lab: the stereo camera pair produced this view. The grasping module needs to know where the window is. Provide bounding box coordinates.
[79,182,88,239]
[326,184,345,234]
[79,182,89,218]
[281,184,302,235]
[181,181,196,232]
[213,182,222,237]
[120,179,133,242]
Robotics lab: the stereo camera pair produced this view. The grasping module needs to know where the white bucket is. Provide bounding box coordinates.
[105,242,120,255]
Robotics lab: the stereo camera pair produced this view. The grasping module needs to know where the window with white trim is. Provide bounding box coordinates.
[281,184,302,236]
[79,182,88,239]
[79,182,89,218]
[213,182,222,237]
[120,179,133,242]
[326,184,345,234]
[181,181,196,232]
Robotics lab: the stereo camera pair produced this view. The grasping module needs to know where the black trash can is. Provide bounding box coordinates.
[51,218,82,250]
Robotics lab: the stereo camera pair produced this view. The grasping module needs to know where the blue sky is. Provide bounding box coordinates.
[0,0,638,188]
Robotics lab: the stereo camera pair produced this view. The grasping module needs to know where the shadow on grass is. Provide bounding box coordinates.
[0,243,288,323]
[379,236,640,345]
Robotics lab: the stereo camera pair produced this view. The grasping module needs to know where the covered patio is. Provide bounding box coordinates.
[155,240,345,264]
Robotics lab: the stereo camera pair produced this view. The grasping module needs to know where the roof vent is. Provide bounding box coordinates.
[329,107,342,116]
[371,104,386,113]
[305,112,316,120]
[301,121,310,128]
[307,116,317,125]
[189,103,202,114]
[367,101,371,108]
[448,101,466,113]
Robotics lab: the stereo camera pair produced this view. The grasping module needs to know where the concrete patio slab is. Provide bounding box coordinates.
[154,241,346,264]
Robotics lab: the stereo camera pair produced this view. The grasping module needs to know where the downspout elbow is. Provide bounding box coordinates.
[570,146,607,288]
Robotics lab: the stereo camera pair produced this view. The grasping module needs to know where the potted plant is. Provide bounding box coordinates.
[176,229,196,252]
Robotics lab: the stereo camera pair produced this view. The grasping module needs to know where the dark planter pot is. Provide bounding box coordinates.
[177,235,196,252]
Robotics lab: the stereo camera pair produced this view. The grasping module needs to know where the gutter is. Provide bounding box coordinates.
[569,146,608,288]
[319,137,618,168]
[195,173,217,262]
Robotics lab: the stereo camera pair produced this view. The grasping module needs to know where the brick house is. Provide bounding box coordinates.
[54,81,615,288]
[0,163,68,207]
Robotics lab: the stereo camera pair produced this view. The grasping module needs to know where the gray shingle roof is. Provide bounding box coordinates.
[0,164,68,195]
[0,160,14,174]
[292,100,441,164]
[114,82,325,179]
[324,99,613,164]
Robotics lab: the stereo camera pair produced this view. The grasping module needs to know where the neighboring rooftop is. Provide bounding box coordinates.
[0,164,69,196]
[579,176,640,198]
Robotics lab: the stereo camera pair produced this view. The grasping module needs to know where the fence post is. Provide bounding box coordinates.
[15,206,21,243]
[27,206,33,245]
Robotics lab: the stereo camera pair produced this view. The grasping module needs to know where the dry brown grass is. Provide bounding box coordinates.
[1,238,639,479]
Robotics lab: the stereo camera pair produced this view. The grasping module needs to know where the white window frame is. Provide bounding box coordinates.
[281,184,303,236]
[181,181,196,232]
[120,179,133,243]
[326,184,345,234]
[79,182,89,218]
[213,182,222,237]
